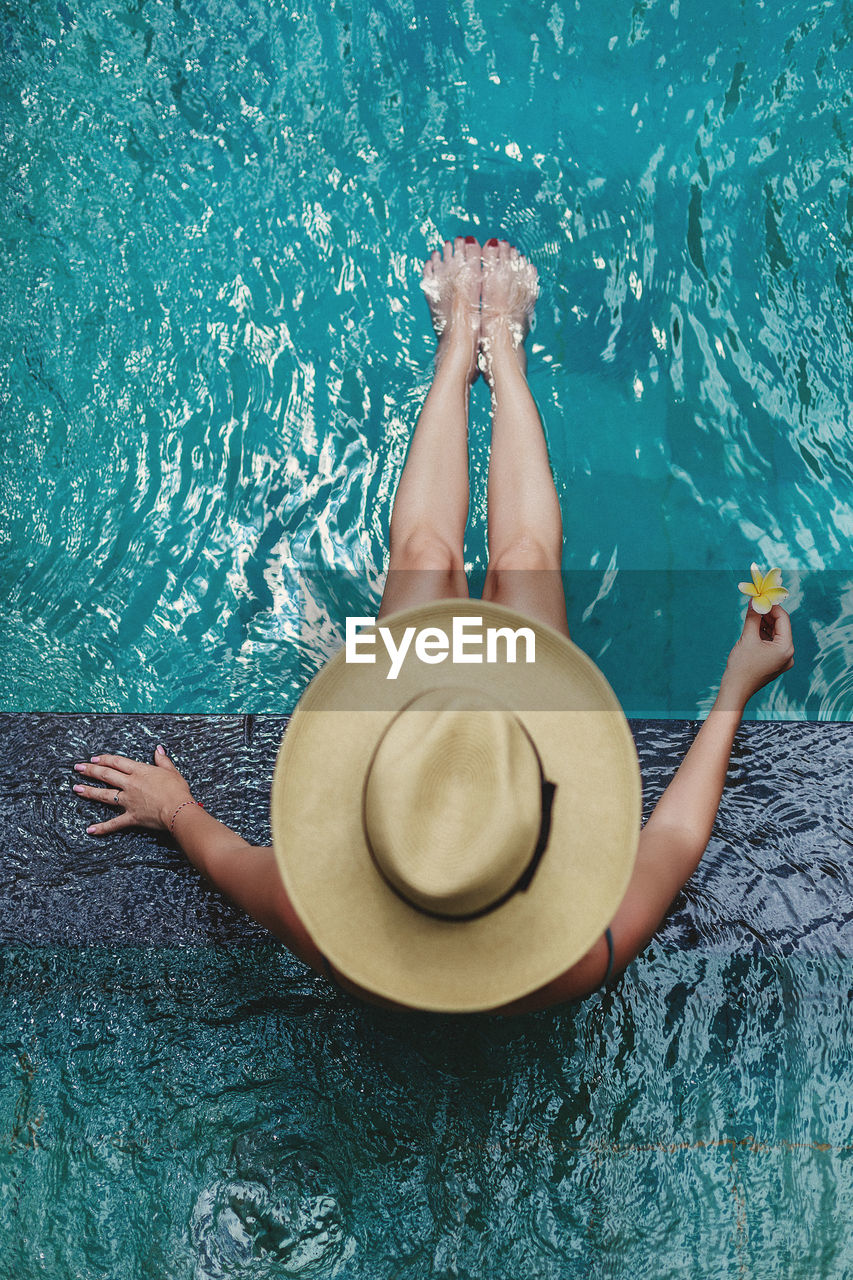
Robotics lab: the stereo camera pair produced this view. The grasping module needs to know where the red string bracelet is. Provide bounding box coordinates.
[169,799,205,836]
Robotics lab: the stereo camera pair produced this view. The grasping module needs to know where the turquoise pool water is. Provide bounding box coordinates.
[2,947,852,1279]
[5,0,853,715]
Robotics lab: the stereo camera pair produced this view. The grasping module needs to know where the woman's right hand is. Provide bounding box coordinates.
[72,745,196,836]
[719,604,794,708]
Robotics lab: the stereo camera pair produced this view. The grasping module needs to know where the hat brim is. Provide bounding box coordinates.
[271,599,641,1013]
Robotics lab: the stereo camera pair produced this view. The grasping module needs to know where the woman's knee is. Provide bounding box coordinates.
[389,527,465,576]
[482,535,568,634]
[486,532,562,578]
[381,528,468,616]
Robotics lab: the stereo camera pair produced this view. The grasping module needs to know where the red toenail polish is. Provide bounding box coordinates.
[487,238,498,246]
[465,235,477,243]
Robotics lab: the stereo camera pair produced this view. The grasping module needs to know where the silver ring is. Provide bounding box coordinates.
[113,790,122,805]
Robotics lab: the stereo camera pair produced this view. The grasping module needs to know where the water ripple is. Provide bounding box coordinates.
[1,945,851,1276]
[4,0,853,712]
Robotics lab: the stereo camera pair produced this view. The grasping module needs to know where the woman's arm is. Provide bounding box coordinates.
[499,603,794,1013]
[72,745,326,971]
[606,602,794,977]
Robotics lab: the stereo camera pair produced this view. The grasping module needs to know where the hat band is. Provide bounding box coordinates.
[362,767,558,924]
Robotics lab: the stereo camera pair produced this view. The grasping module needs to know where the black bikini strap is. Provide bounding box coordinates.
[603,927,614,985]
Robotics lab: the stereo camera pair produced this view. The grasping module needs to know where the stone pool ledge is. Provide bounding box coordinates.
[0,715,850,953]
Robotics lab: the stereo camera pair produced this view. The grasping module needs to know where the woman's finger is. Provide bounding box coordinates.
[86,813,135,836]
[742,603,763,636]
[72,784,124,806]
[84,753,138,774]
[769,607,793,648]
[74,762,133,787]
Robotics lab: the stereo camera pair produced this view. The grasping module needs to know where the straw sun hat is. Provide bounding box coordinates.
[271,599,641,1013]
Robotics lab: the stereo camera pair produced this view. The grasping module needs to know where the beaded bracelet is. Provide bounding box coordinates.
[169,798,205,836]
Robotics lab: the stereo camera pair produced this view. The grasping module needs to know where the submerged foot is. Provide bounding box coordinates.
[420,236,482,381]
[478,238,539,384]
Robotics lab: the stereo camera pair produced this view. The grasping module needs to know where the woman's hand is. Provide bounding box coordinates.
[72,745,195,835]
[718,604,794,709]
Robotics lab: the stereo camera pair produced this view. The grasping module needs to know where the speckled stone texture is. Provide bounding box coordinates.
[1,716,851,954]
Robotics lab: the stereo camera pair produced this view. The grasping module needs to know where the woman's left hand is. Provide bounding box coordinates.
[720,603,795,707]
[72,745,194,835]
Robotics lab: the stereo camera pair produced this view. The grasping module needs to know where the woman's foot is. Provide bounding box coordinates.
[479,238,539,384]
[420,236,482,381]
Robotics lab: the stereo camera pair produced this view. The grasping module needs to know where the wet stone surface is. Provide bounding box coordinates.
[0,715,850,955]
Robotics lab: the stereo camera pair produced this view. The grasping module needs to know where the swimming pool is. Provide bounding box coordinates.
[5,944,851,1278]
[4,0,853,716]
[2,712,852,1278]
[3,1,853,1276]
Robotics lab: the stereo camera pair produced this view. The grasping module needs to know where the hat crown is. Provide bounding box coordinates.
[363,688,544,918]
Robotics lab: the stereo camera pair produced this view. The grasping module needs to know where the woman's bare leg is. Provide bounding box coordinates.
[378,236,481,618]
[479,239,569,637]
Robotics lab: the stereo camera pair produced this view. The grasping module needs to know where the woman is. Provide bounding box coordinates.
[71,237,794,1014]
